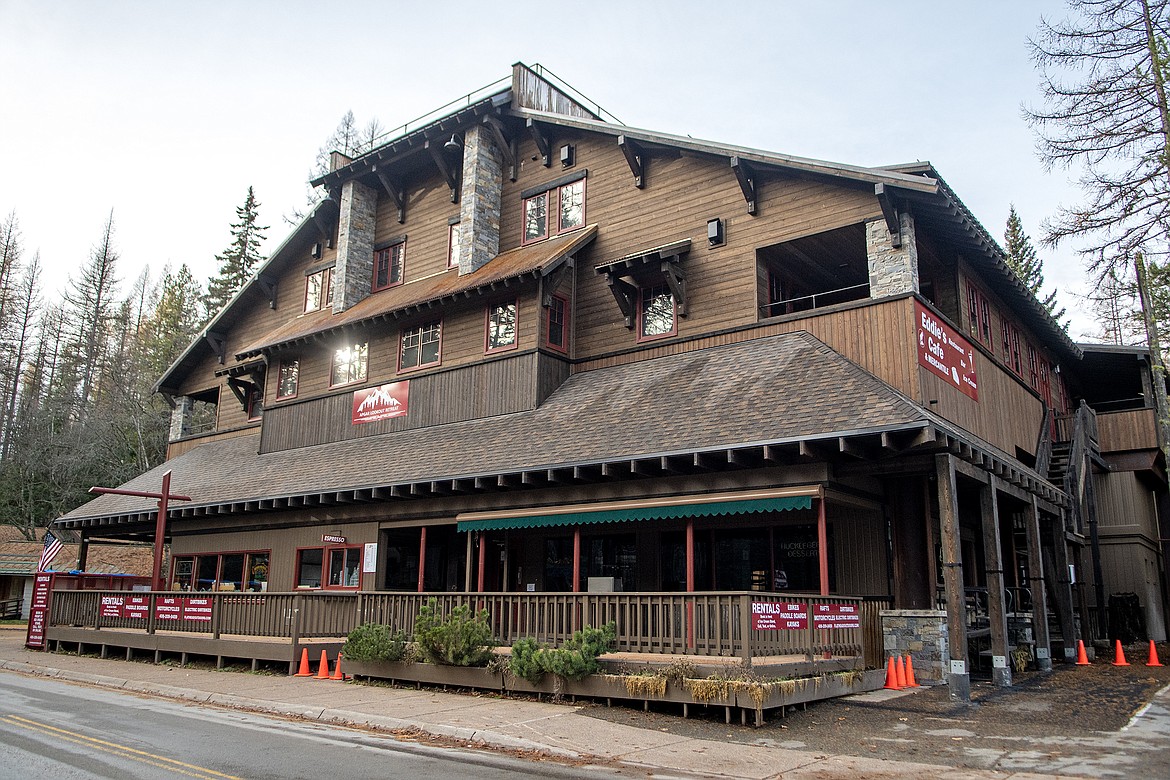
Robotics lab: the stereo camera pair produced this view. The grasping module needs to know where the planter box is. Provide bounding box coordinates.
[344,659,503,690]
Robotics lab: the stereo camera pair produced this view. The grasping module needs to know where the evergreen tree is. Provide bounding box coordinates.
[204,187,267,320]
[1003,205,1067,326]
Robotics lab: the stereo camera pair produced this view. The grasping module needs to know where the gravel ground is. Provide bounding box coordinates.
[583,644,1170,773]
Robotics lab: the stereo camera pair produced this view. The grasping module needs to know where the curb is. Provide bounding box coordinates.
[0,658,579,760]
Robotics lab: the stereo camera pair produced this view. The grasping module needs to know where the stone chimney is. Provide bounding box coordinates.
[332,179,377,313]
[866,211,919,298]
[457,123,503,275]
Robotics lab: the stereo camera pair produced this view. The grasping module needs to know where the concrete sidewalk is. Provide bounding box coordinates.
[0,629,1131,779]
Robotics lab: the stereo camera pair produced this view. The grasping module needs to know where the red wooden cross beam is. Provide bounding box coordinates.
[89,470,192,592]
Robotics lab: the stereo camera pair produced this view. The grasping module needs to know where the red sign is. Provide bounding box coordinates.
[122,595,149,619]
[25,573,53,648]
[155,596,182,621]
[916,301,978,401]
[751,601,809,631]
[812,602,860,629]
[352,381,409,424]
[100,595,124,619]
[183,597,213,623]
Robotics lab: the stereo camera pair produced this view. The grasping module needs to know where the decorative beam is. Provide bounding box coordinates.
[874,183,902,248]
[425,139,460,203]
[541,256,574,307]
[374,167,407,224]
[483,115,518,182]
[256,273,278,309]
[204,331,226,365]
[661,259,687,317]
[730,156,757,215]
[617,135,645,188]
[526,118,552,167]
[606,275,639,329]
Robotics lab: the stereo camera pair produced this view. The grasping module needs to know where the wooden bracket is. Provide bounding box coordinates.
[730,156,757,215]
[607,275,639,329]
[541,256,575,308]
[204,331,226,365]
[526,118,552,167]
[425,139,461,203]
[311,210,334,248]
[483,115,518,182]
[226,376,253,408]
[661,259,687,317]
[875,183,902,248]
[374,166,407,224]
[256,273,278,310]
[617,135,645,188]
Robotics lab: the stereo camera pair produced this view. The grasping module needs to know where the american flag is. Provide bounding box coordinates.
[37,530,64,573]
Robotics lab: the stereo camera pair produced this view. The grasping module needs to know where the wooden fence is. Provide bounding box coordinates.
[47,590,886,666]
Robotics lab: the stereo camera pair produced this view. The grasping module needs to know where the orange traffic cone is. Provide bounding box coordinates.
[884,656,902,690]
[316,649,331,679]
[330,653,346,680]
[293,647,313,677]
[904,654,921,687]
[1112,640,1130,667]
[1075,640,1091,665]
[895,655,908,688]
[1147,640,1164,668]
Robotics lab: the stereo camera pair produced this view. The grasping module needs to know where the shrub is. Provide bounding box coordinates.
[509,637,544,683]
[413,599,494,667]
[342,623,409,663]
[508,623,617,683]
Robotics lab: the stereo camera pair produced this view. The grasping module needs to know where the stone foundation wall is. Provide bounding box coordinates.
[881,609,949,684]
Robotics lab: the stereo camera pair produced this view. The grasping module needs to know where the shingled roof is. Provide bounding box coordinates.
[57,331,1061,533]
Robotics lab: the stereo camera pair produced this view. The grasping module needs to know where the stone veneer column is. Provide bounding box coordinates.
[881,609,949,685]
[333,179,378,313]
[457,123,503,276]
[866,211,919,298]
[169,396,191,440]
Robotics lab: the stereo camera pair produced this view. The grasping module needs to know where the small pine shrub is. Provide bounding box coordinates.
[342,623,409,663]
[509,637,545,683]
[508,623,617,683]
[413,599,494,667]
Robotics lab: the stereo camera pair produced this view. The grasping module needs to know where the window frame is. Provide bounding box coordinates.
[544,294,570,354]
[276,359,299,400]
[304,267,333,313]
[170,549,270,592]
[484,299,519,354]
[521,176,587,246]
[398,319,443,373]
[295,547,325,589]
[372,241,406,293]
[329,341,369,388]
[245,385,263,421]
[522,191,549,244]
[326,546,364,590]
[447,222,461,269]
[636,282,677,342]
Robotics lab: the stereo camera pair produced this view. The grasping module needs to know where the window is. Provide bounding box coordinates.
[171,551,269,592]
[400,320,441,371]
[245,386,262,421]
[966,283,993,350]
[1027,343,1040,388]
[305,267,333,312]
[372,241,405,292]
[448,222,461,269]
[485,301,518,353]
[1001,321,1023,376]
[296,548,323,588]
[328,547,362,588]
[296,546,361,589]
[522,175,586,244]
[545,294,569,353]
[277,360,299,399]
[638,283,676,340]
[330,342,368,387]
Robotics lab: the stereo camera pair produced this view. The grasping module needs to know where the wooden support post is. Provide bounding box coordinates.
[1025,499,1053,671]
[981,476,1011,687]
[686,518,695,651]
[936,454,970,701]
[1045,512,1079,661]
[572,527,581,593]
[477,533,486,593]
[816,491,830,596]
[417,526,427,593]
[77,534,89,572]
[465,533,473,593]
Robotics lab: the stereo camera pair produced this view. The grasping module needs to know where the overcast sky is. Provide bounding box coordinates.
[1,1,1102,338]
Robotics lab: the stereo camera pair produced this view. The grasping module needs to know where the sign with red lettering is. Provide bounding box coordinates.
[121,595,149,619]
[25,573,53,649]
[812,602,860,629]
[751,601,809,630]
[183,597,213,622]
[100,595,124,618]
[352,381,409,424]
[916,301,978,401]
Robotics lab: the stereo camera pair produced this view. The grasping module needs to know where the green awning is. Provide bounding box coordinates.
[456,495,812,532]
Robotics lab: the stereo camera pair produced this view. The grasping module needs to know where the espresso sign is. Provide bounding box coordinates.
[352,381,409,424]
[915,301,978,401]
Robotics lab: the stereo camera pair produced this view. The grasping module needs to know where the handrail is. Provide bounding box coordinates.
[1035,406,1054,478]
[760,283,871,316]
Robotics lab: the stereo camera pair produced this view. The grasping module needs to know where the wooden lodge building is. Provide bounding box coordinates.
[52,64,1169,694]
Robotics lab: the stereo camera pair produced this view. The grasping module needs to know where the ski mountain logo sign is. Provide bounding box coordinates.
[352,381,410,424]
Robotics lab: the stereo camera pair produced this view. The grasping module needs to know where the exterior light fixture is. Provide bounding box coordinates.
[707,218,725,247]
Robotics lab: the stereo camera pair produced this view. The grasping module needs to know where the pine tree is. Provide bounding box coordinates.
[1003,205,1067,326]
[204,187,267,319]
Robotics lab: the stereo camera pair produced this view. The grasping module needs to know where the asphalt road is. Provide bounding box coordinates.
[0,673,619,780]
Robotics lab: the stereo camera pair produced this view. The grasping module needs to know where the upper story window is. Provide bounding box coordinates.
[545,294,569,353]
[373,240,405,292]
[638,283,676,341]
[448,222,461,269]
[277,360,299,400]
[522,173,587,245]
[400,320,442,371]
[966,282,994,350]
[1001,321,1023,376]
[305,267,333,312]
[486,300,518,353]
[245,386,263,421]
[330,342,368,387]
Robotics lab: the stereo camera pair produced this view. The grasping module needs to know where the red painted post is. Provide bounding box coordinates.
[572,527,581,593]
[476,533,486,592]
[817,490,830,596]
[89,470,190,593]
[417,526,427,592]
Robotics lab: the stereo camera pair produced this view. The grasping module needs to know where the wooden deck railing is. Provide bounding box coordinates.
[47,590,883,666]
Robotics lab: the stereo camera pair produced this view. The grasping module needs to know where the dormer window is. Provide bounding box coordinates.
[330,342,368,387]
[638,284,676,341]
[373,239,405,292]
[305,267,333,312]
[521,171,587,245]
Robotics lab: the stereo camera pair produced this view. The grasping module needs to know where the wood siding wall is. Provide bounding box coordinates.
[1094,470,1160,537]
[1097,408,1159,453]
[831,505,888,596]
[259,351,543,453]
[166,426,258,460]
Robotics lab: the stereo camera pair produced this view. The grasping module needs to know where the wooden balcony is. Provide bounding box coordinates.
[1096,408,1159,453]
